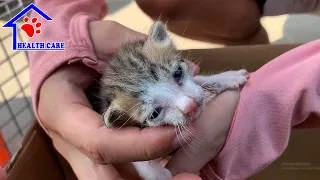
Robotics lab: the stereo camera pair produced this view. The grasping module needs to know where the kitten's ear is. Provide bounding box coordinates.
[103,105,123,128]
[148,21,173,46]
[103,101,137,128]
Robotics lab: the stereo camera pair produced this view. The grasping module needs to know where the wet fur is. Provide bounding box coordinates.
[99,21,249,180]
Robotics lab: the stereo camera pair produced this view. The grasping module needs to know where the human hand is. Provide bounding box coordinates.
[88,20,147,61]
[136,0,267,45]
[166,90,240,176]
[38,20,200,179]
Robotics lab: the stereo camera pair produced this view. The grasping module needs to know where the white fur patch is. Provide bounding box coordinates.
[132,160,172,180]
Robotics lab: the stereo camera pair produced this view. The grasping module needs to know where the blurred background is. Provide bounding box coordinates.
[0,0,320,168]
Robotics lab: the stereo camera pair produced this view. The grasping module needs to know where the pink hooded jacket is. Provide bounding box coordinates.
[28,0,320,179]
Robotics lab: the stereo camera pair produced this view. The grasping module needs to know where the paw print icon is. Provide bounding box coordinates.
[20,16,42,38]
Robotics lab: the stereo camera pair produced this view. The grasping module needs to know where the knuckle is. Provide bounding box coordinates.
[105,20,121,28]
[144,146,157,160]
[143,139,171,160]
[82,136,112,165]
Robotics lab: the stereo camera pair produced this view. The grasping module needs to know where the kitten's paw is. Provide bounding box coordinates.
[224,69,250,89]
[238,69,249,76]
[222,69,249,76]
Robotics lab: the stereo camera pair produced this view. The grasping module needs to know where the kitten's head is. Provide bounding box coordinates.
[100,21,204,128]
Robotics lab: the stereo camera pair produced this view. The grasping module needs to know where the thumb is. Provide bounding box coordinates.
[89,20,147,60]
[172,173,202,180]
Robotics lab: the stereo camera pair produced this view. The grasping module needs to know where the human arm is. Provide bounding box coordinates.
[166,90,240,176]
[198,40,320,179]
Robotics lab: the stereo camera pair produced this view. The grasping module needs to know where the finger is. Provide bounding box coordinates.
[172,173,202,180]
[121,23,147,43]
[54,126,140,180]
[56,88,186,164]
[89,20,147,60]
[91,123,182,164]
[53,135,125,180]
[166,91,240,175]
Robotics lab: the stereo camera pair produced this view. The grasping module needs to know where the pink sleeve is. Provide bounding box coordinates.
[28,0,107,131]
[202,40,320,180]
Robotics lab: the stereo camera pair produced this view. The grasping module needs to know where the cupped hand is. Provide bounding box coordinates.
[88,20,147,60]
[37,20,200,179]
[166,90,240,176]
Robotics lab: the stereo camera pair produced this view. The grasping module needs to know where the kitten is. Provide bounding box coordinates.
[99,21,249,180]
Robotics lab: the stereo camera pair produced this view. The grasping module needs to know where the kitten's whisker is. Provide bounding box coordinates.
[175,127,192,159]
[178,125,197,154]
[181,24,188,36]
[207,165,218,180]
[203,167,215,180]
[181,126,202,150]
[157,13,164,22]
[172,51,183,60]
[183,124,205,145]
[178,126,199,154]
[191,58,202,68]
[116,114,133,131]
[90,92,106,100]
[164,19,169,26]
[168,43,175,55]
[188,56,203,64]
[211,100,222,110]
[182,125,205,149]
[185,125,204,140]
[203,94,222,110]
[185,50,191,59]
[110,103,140,126]
[181,124,195,137]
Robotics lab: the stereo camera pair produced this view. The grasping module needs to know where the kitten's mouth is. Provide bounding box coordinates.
[193,105,203,120]
[186,104,203,123]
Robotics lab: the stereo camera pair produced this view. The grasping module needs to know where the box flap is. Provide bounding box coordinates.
[8,43,320,180]
[6,122,67,180]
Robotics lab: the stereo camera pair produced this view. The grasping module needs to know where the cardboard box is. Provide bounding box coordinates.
[6,44,320,180]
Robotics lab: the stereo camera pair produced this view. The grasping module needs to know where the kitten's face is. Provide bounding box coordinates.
[101,21,204,128]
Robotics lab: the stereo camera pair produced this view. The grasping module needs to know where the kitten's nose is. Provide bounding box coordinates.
[184,101,197,115]
[175,96,197,115]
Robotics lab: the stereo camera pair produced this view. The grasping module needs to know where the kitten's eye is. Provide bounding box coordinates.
[150,107,162,119]
[173,66,183,83]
